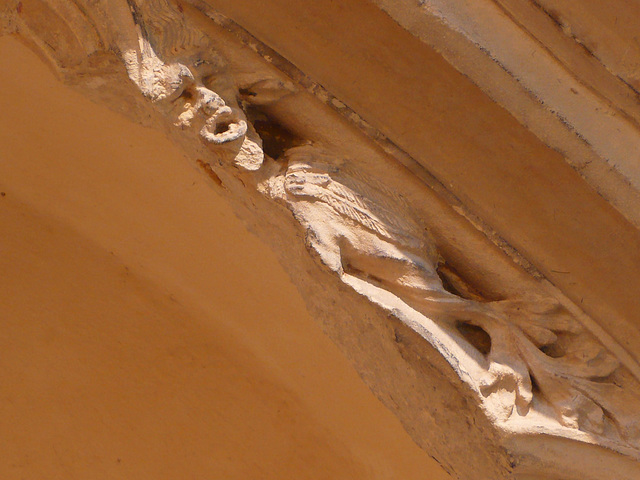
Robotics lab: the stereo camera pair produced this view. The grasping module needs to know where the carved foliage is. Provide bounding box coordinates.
[265,144,640,449]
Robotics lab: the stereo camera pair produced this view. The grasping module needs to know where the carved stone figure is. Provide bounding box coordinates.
[7,0,640,476]
[113,0,264,170]
[262,144,640,448]
[9,0,263,170]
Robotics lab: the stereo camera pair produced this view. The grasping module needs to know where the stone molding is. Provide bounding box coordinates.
[4,1,640,478]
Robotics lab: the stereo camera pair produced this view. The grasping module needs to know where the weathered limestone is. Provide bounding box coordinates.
[0,36,456,480]
[3,1,640,479]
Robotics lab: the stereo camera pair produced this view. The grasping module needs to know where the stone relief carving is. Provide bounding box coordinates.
[258,144,640,450]
[6,0,640,473]
[7,0,263,171]
[116,1,264,171]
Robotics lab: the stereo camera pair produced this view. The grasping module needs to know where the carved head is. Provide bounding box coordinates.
[173,79,248,147]
[123,35,263,169]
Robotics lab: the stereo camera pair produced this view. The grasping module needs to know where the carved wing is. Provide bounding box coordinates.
[334,169,425,241]
[484,298,640,447]
[284,150,433,255]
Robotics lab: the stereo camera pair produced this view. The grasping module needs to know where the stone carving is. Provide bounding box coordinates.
[260,144,640,449]
[11,0,263,170]
[7,1,640,476]
[115,1,264,170]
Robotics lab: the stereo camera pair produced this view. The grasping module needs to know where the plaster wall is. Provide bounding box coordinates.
[0,35,451,480]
